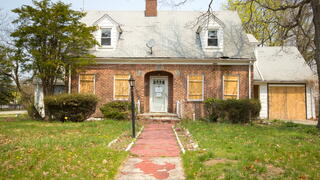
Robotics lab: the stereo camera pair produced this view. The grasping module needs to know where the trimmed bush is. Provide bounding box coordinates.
[204,98,223,122]
[204,98,261,123]
[45,94,98,122]
[100,101,131,120]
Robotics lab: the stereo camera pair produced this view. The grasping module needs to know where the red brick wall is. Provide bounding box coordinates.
[145,0,157,17]
[71,64,251,119]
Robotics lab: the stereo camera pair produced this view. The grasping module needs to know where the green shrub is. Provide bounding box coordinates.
[204,98,223,122]
[204,98,261,124]
[100,101,131,120]
[44,94,98,122]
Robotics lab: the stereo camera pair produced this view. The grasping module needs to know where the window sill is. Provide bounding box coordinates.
[187,99,204,102]
[205,46,222,50]
[98,46,114,49]
[113,98,129,101]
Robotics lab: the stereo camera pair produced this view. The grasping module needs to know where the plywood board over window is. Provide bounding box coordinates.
[188,75,204,101]
[223,75,239,99]
[114,74,130,100]
[79,74,95,94]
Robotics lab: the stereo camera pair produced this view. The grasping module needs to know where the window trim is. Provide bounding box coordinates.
[113,74,130,101]
[100,27,112,48]
[222,75,240,100]
[207,30,218,47]
[187,75,204,102]
[78,74,96,94]
[204,27,223,51]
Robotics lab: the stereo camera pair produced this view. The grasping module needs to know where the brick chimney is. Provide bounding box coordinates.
[145,0,157,17]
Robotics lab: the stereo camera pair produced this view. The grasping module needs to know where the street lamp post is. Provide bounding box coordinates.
[128,76,136,138]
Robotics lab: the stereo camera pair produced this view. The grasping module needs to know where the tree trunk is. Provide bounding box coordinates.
[41,78,55,97]
[311,0,320,128]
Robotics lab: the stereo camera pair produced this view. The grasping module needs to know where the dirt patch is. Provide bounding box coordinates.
[0,134,13,145]
[0,117,17,122]
[174,124,199,151]
[204,158,238,166]
[108,127,143,151]
[109,133,132,150]
[260,164,284,177]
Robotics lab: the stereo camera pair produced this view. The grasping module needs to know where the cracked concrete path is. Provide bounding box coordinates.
[116,124,185,180]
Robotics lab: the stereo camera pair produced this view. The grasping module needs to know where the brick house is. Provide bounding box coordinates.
[71,0,255,119]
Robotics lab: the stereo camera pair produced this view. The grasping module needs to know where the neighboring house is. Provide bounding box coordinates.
[34,79,65,117]
[70,0,255,119]
[253,46,317,120]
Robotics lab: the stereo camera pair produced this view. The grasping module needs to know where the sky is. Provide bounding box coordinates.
[1,0,227,13]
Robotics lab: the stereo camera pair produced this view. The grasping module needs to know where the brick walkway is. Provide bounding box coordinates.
[116,124,185,180]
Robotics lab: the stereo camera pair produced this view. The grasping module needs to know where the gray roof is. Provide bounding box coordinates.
[82,10,253,59]
[254,46,315,82]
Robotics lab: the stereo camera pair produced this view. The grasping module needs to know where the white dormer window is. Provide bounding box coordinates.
[93,14,122,50]
[198,18,224,52]
[208,30,218,47]
[101,28,111,46]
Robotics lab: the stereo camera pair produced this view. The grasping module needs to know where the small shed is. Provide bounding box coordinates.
[253,46,317,120]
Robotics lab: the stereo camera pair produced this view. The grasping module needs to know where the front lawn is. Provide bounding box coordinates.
[182,121,320,179]
[0,117,130,179]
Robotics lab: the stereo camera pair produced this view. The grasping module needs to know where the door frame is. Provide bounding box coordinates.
[149,76,169,113]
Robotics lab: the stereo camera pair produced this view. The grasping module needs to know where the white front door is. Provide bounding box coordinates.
[150,76,168,112]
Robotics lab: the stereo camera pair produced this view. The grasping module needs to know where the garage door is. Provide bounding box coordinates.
[269,85,306,120]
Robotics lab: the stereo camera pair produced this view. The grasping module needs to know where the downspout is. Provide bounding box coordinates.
[248,61,252,99]
[68,65,71,94]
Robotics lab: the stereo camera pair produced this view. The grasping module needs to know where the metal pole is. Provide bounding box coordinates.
[130,85,136,138]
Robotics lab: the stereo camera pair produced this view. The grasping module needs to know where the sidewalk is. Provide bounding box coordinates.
[283,119,317,126]
[0,110,27,115]
[116,124,185,180]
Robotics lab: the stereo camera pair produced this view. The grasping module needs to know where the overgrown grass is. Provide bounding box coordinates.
[182,120,320,179]
[0,116,130,179]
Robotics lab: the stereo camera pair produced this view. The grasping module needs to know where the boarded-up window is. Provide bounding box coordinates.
[223,75,239,99]
[114,75,130,100]
[188,75,204,101]
[79,74,95,94]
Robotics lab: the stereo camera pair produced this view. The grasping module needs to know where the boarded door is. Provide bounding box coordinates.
[269,85,306,120]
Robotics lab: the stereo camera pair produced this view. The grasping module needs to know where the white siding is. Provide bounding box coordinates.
[306,85,316,119]
[259,84,268,119]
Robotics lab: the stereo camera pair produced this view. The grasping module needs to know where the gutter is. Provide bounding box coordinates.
[93,58,254,65]
[68,65,71,94]
[249,61,252,99]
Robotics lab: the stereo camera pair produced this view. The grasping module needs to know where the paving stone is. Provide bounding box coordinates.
[116,124,185,180]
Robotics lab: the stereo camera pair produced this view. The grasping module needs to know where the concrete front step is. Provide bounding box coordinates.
[138,113,181,123]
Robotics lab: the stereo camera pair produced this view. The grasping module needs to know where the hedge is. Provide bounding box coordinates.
[100,101,131,120]
[44,94,98,122]
[204,98,261,123]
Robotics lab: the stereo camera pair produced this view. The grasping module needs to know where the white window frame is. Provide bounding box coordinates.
[187,75,204,102]
[203,25,223,52]
[78,74,96,94]
[113,74,130,101]
[100,27,113,48]
[207,30,218,47]
[222,75,240,100]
